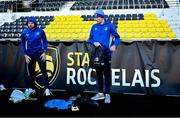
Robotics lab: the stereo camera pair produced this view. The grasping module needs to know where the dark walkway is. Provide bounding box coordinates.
[0,89,179,117]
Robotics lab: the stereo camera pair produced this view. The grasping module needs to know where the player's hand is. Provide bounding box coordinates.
[94,42,101,47]
[110,45,116,52]
[40,52,46,62]
[25,54,31,64]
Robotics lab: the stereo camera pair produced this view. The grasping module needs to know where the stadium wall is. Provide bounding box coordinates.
[0,41,180,96]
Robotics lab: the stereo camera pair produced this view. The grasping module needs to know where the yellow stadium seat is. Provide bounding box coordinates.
[150,32,159,38]
[46,25,52,29]
[118,24,125,28]
[144,13,151,17]
[132,20,139,24]
[49,33,57,39]
[134,28,141,33]
[53,25,59,29]
[51,22,57,25]
[156,28,164,32]
[134,33,141,38]
[64,33,71,39]
[86,21,93,25]
[139,20,146,24]
[159,20,167,24]
[59,25,66,29]
[46,14,174,41]
[57,33,64,39]
[151,17,158,20]
[68,29,74,33]
[74,29,81,33]
[125,23,132,28]
[79,25,85,29]
[57,22,63,25]
[147,23,154,28]
[68,21,74,25]
[141,28,148,33]
[161,23,169,28]
[154,24,161,28]
[151,14,158,20]
[84,33,89,39]
[66,25,72,29]
[126,28,133,32]
[79,21,84,24]
[159,32,167,38]
[126,20,132,23]
[54,29,61,33]
[125,21,131,24]
[82,29,89,33]
[142,33,149,38]
[152,20,159,24]
[66,17,72,21]
[146,20,153,24]
[79,33,87,39]
[132,23,139,28]
[72,33,79,39]
[118,28,125,33]
[144,16,151,20]
[126,33,133,38]
[119,33,125,38]
[118,21,125,25]
[74,21,81,25]
[149,28,156,32]
[75,17,83,21]
[48,29,55,33]
[63,22,68,25]
[81,25,88,29]
[61,29,68,33]
[71,25,79,29]
[60,17,66,21]
[167,32,176,38]
[86,25,92,29]
[139,23,146,28]
[164,27,172,32]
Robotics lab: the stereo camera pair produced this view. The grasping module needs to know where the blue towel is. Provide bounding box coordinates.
[45,99,74,110]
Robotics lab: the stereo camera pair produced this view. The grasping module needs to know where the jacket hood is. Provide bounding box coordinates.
[26,16,37,27]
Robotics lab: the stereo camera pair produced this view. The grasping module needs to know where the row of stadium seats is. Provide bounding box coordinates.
[45,32,175,40]
[34,0,74,11]
[0,13,176,40]
[0,16,54,37]
[0,1,17,12]
[43,13,176,40]
[0,0,170,13]
[121,14,175,38]
[44,0,73,2]
[70,0,169,10]
[118,20,176,38]
[0,16,53,25]
[82,14,144,21]
[35,2,66,11]
[0,0,67,12]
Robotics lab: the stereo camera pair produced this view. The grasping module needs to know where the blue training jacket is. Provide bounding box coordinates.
[21,16,48,56]
[88,20,120,57]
